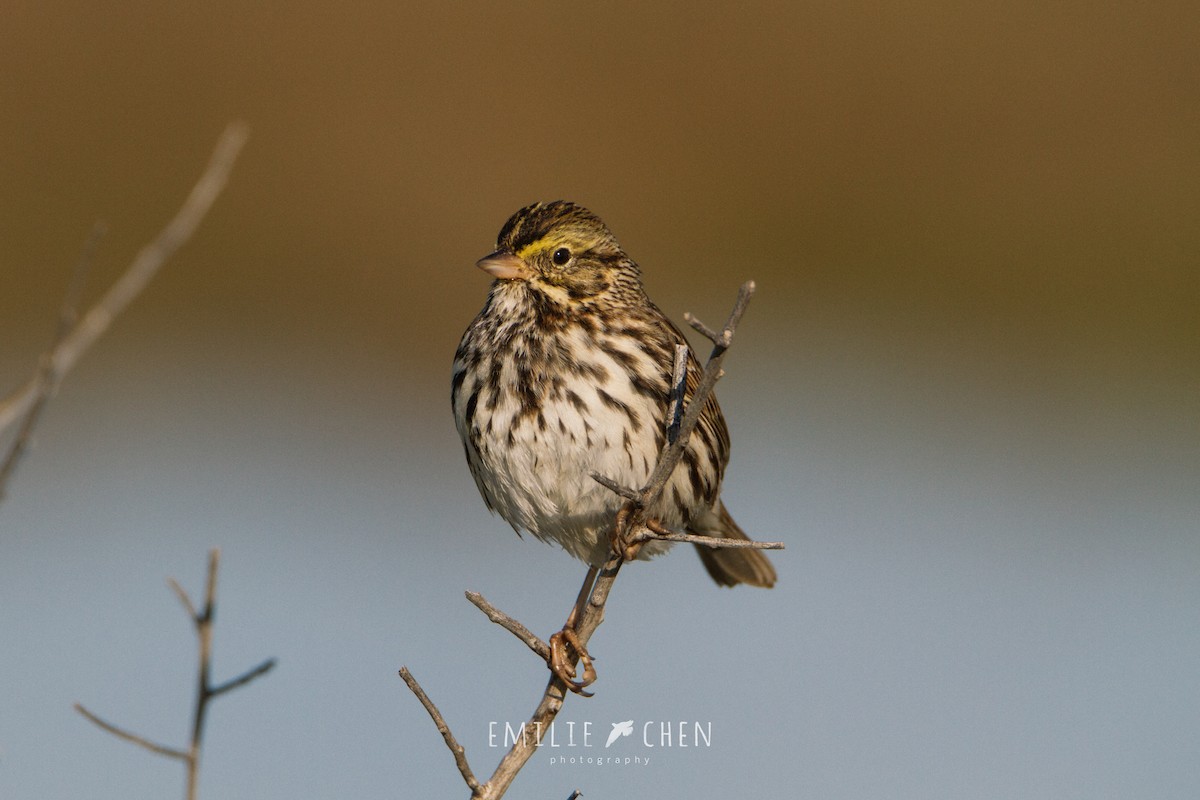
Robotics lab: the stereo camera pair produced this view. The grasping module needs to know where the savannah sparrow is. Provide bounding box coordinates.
[451,201,775,592]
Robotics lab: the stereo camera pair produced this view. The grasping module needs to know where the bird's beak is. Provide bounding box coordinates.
[476,250,531,280]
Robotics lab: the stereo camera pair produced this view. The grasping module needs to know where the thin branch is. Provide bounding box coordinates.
[201,548,219,622]
[209,658,277,699]
[0,121,249,442]
[477,670,568,798]
[684,282,754,347]
[471,562,620,798]
[632,524,784,550]
[73,703,189,761]
[399,667,481,793]
[168,577,199,619]
[465,591,550,661]
[587,472,640,502]
[683,311,721,343]
[186,548,220,800]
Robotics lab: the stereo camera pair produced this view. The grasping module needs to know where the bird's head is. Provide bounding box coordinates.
[476,201,641,306]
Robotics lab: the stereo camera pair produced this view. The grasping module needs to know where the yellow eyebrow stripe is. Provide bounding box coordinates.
[515,231,592,262]
[515,240,547,261]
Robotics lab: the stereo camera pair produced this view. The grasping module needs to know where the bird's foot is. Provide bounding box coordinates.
[608,504,646,561]
[548,625,597,696]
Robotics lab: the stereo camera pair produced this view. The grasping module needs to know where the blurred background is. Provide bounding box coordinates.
[1,1,1197,797]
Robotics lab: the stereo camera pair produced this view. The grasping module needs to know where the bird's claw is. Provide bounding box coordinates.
[608,505,645,561]
[549,626,597,696]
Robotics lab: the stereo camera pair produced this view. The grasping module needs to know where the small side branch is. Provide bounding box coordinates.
[637,520,784,550]
[683,312,721,343]
[209,658,277,699]
[588,472,640,502]
[168,576,199,619]
[72,703,188,761]
[684,280,755,348]
[466,591,551,661]
[399,667,481,793]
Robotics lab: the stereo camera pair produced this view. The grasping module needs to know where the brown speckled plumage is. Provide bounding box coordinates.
[452,201,775,588]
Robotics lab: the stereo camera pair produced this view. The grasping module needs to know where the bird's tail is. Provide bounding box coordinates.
[690,501,777,588]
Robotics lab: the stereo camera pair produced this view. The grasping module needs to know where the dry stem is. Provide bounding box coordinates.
[399,667,481,793]
[465,591,551,661]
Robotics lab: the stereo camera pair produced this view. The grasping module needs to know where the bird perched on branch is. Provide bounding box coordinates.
[452,201,775,688]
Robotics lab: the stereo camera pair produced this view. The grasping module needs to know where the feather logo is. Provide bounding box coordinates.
[605,720,634,748]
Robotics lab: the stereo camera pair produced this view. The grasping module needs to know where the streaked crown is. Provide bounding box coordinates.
[479,201,642,304]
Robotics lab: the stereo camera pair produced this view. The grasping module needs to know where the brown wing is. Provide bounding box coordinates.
[651,305,775,589]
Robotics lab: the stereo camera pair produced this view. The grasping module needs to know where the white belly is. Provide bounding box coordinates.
[473,369,668,564]
[460,319,704,565]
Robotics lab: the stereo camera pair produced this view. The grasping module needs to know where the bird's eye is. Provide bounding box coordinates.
[552,247,571,266]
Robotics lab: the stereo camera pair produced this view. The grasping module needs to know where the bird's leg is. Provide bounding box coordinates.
[548,564,599,695]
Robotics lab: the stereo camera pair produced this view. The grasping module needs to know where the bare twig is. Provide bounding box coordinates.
[399,667,481,793]
[465,591,551,661]
[0,122,249,494]
[185,549,218,800]
[76,549,274,800]
[404,280,778,799]
[683,312,721,343]
[72,703,189,761]
[209,658,278,698]
[633,522,785,551]
[587,472,640,502]
[168,577,199,619]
